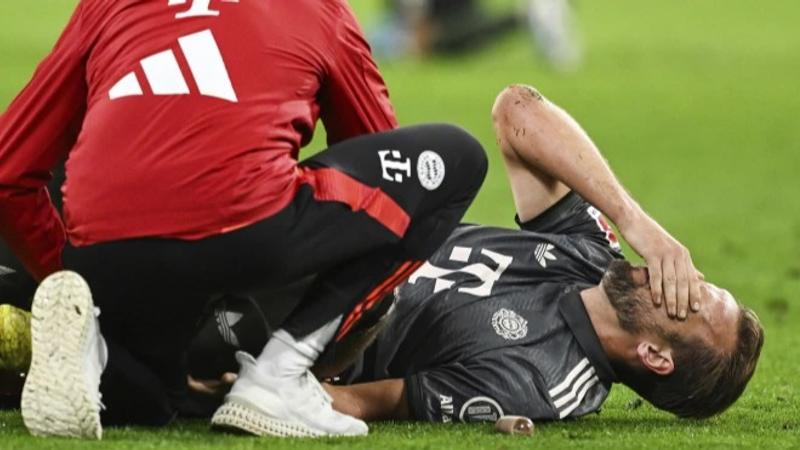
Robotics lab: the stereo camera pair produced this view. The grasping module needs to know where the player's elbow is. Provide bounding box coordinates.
[492,84,546,128]
[492,84,547,158]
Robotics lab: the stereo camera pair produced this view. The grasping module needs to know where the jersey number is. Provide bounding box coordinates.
[408,246,513,297]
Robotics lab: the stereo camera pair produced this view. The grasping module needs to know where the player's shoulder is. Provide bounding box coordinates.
[78,0,132,13]
[73,0,110,19]
[541,352,613,419]
[460,346,562,420]
[495,337,612,419]
[280,0,356,27]
[448,223,562,252]
[450,223,526,242]
[268,0,359,52]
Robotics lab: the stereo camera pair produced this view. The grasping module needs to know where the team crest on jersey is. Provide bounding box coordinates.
[491,308,528,341]
[417,150,445,190]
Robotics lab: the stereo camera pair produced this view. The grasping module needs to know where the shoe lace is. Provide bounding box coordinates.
[302,370,333,409]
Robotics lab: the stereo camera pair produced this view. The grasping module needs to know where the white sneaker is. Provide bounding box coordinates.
[212,351,368,438]
[21,271,107,439]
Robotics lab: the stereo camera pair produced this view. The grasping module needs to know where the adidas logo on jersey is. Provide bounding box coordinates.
[548,358,600,419]
[534,243,557,268]
[108,29,238,102]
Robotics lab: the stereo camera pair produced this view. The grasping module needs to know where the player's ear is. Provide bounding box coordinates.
[636,341,674,376]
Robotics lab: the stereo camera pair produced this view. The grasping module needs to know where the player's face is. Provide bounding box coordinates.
[603,261,740,352]
[658,281,740,352]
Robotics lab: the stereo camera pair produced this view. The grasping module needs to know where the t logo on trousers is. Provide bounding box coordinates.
[378,150,412,183]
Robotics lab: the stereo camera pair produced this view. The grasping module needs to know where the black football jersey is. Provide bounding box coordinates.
[352,192,624,422]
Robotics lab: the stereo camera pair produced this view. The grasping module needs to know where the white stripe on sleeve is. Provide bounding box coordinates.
[558,376,600,419]
[553,366,596,409]
[548,358,589,398]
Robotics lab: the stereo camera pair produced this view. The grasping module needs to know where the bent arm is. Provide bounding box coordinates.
[319,2,398,145]
[492,84,701,319]
[492,84,640,229]
[324,379,410,421]
[0,3,88,280]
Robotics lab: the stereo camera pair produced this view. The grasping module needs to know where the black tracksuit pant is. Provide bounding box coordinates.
[58,123,487,426]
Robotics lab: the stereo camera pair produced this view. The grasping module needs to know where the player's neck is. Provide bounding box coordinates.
[580,286,639,366]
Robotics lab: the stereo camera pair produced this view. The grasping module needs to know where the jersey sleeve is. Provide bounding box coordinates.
[0,1,90,280]
[318,1,398,145]
[517,191,622,257]
[405,356,557,423]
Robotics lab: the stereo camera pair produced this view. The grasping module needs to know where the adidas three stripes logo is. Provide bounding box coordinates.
[548,358,600,419]
[109,29,238,103]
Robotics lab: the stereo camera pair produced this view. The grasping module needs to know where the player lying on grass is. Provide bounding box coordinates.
[186,84,764,422]
[0,84,764,424]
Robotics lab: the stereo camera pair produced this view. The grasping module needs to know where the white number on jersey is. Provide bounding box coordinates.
[408,246,513,298]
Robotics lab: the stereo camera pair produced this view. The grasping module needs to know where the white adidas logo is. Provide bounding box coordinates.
[109,29,238,103]
[534,243,557,268]
[215,308,243,348]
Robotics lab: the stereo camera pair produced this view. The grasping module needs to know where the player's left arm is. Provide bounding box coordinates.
[325,359,554,423]
[492,84,702,320]
[318,1,399,145]
[324,378,410,421]
[0,1,90,280]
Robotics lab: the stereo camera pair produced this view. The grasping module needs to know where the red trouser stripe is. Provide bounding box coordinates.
[299,166,411,238]
[336,260,424,341]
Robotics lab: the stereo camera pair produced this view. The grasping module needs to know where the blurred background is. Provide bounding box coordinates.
[1,0,799,428]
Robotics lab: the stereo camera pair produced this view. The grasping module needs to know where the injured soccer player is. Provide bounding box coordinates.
[208,84,762,423]
[0,85,764,423]
[309,85,765,422]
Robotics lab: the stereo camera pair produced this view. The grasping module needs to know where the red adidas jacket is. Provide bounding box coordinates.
[0,0,398,280]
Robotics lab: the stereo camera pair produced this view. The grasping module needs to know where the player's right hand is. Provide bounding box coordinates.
[617,212,704,320]
[187,373,237,398]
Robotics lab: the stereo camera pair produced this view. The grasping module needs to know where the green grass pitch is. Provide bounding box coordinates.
[1,1,799,449]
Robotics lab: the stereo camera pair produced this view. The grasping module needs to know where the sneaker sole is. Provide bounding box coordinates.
[212,400,341,438]
[212,400,321,438]
[21,271,102,439]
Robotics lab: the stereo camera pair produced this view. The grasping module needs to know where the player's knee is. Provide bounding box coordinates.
[431,123,488,189]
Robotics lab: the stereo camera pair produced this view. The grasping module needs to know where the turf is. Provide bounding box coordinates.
[1,0,799,449]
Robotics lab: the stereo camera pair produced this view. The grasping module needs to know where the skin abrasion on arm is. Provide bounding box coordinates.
[492,84,640,227]
[492,84,703,319]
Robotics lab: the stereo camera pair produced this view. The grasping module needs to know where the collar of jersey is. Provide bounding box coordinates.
[558,289,618,384]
